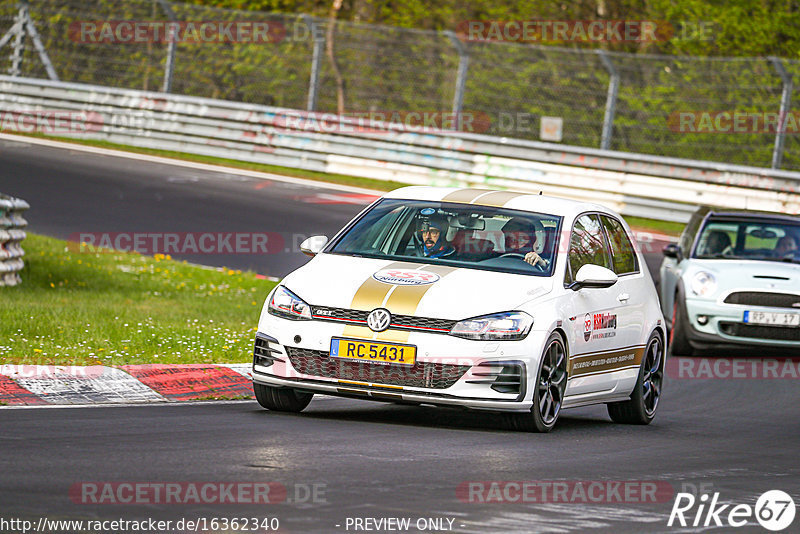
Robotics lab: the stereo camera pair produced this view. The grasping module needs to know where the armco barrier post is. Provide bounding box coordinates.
[597,50,619,152]
[0,193,29,287]
[306,15,323,111]
[770,56,792,170]
[156,0,177,94]
[444,31,469,124]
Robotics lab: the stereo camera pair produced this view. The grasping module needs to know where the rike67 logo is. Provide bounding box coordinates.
[668,490,796,531]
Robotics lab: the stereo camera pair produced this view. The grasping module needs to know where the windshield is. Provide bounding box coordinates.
[328,199,563,276]
[693,218,800,263]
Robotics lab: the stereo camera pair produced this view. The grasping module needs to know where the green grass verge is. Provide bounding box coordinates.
[8,132,685,235]
[0,233,276,366]
[625,216,685,237]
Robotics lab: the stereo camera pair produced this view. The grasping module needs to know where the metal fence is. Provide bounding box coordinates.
[1,0,800,171]
[3,76,799,224]
[0,192,28,287]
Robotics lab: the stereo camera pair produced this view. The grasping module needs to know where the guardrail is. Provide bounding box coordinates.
[0,193,28,287]
[1,75,800,223]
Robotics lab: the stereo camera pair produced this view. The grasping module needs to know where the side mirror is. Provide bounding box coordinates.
[663,243,683,261]
[568,264,618,291]
[300,235,328,257]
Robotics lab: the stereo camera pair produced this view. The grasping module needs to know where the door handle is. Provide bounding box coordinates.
[617,293,630,303]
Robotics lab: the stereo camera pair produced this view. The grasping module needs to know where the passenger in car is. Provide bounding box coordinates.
[502,218,549,268]
[774,235,798,257]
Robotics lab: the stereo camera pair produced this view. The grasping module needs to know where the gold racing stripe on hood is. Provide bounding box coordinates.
[342,261,421,339]
[340,264,457,342]
[470,190,526,207]
[347,261,418,311]
[375,265,457,342]
[441,188,494,204]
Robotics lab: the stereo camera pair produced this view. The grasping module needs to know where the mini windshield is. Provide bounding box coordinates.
[328,199,563,276]
[693,217,800,263]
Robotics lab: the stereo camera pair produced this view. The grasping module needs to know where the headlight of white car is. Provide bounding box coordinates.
[268,286,312,320]
[690,271,717,297]
[450,311,533,340]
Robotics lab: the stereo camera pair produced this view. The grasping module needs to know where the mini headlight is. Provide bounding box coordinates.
[268,286,311,320]
[450,311,533,341]
[690,271,717,297]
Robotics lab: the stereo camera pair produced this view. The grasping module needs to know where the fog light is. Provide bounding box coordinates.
[697,315,709,325]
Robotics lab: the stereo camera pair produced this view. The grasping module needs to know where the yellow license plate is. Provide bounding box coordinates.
[329,338,416,366]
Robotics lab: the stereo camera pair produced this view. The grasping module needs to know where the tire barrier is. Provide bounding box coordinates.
[0,193,28,287]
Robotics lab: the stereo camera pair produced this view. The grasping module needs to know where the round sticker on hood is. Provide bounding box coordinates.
[373,269,440,286]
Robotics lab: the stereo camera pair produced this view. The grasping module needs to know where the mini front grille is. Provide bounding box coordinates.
[724,292,800,309]
[285,347,470,389]
[310,306,457,333]
[719,322,800,342]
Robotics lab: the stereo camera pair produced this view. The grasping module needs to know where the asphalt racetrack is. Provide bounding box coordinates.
[1,136,798,533]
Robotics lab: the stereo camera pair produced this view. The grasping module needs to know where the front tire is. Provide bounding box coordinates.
[669,287,694,356]
[507,332,568,433]
[607,331,664,425]
[253,383,313,412]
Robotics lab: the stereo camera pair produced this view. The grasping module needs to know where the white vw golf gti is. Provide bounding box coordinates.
[253,187,666,431]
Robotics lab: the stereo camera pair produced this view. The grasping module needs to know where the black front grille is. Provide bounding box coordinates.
[285,347,470,389]
[311,306,457,333]
[724,292,800,309]
[253,336,283,366]
[466,361,524,396]
[719,322,800,341]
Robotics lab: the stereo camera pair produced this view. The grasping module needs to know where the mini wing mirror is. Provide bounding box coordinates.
[569,264,618,291]
[663,243,683,261]
[300,235,328,257]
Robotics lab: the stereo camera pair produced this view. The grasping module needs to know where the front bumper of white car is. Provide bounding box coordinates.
[251,312,552,412]
[684,292,800,348]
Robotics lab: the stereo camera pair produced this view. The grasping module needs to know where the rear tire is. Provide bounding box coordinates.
[253,383,313,412]
[669,287,694,356]
[607,331,664,425]
[507,332,568,433]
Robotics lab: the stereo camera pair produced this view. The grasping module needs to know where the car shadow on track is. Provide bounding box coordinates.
[250,401,618,434]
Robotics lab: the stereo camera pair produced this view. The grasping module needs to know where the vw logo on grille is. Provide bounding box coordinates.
[367,308,392,332]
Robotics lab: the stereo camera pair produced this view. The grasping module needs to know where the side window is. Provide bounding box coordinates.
[601,216,639,274]
[567,214,611,281]
[680,212,703,256]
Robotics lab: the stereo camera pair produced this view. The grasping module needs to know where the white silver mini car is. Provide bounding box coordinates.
[253,187,666,431]
[660,206,800,355]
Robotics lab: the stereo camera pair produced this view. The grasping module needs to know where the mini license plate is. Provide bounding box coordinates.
[329,338,416,366]
[743,310,800,326]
